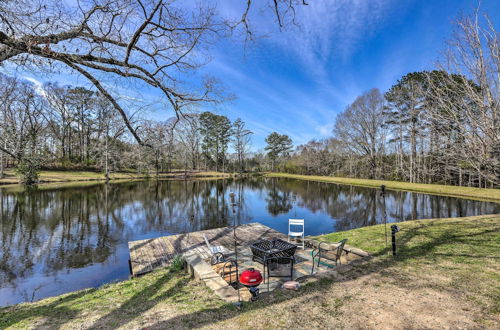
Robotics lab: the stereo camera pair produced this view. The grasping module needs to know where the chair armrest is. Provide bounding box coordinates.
[311,248,319,260]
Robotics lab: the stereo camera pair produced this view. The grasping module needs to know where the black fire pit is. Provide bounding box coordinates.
[250,238,297,264]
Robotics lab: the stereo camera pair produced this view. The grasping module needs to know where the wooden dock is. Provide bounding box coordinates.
[128,223,283,276]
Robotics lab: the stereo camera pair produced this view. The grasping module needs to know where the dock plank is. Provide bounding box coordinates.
[156,237,173,263]
[129,241,144,275]
[128,241,139,275]
[150,237,169,268]
[139,239,155,275]
[160,236,175,255]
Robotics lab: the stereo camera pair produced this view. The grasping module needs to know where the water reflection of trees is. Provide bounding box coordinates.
[265,184,293,216]
[0,184,119,285]
[0,179,253,286]
[139,179,252,231]
[264,178,500,231]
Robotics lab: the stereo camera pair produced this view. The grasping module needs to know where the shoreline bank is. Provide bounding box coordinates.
[0,170,236,187]
[265,172,500,203]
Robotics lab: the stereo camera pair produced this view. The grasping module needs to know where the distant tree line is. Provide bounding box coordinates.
[286,64,498,188]
[0,78,261,181]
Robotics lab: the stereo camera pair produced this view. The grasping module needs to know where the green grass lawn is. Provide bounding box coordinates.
[1,214,499,329]
[0,269,230,329]
[266,173,500,202]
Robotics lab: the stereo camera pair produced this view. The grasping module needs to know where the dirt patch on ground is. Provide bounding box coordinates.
[334,273,489,329]
[196,265,498,330]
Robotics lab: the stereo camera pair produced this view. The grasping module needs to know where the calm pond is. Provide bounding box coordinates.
[1,177,499,306]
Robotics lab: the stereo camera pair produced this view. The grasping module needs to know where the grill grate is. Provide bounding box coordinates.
[250,238,297,264]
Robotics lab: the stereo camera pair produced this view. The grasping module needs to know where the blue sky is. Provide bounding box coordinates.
[199,0,500,150]
[4,0,499,151]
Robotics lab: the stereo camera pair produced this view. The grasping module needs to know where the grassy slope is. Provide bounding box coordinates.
[318,214,500,304]
[1,214,499,329]
[266,172,500,202]
[0,169,233,186]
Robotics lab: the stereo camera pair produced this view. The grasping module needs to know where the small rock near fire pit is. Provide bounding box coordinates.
[282,281,300,290]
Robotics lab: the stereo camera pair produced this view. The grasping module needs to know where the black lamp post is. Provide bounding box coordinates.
[391,225,400,256]
[381,185,400,257]
[229,191,241,304]
[380,185,388,249]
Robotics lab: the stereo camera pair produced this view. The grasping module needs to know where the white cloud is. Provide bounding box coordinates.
[272,1,397,76]
[22,76,47,97]
[317,123,334,137]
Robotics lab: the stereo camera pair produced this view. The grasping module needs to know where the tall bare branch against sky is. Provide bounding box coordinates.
[0,0,308,146]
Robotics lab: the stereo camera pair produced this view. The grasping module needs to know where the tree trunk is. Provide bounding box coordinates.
[0,147,3,179]
[105,131,109,182]
[410,123,417,183]
[155,149,160,179]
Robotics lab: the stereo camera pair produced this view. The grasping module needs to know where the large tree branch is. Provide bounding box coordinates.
[0,143,20,160]
[0,34,195,107]
[0,43,23,61]
[125,0,162,64]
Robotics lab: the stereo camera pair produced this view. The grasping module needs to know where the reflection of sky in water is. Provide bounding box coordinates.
[0,178,498,306]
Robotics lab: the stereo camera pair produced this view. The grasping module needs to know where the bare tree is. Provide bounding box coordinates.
[43,84,80,162]
[0,74,46,182]
[94,95,126,180]
[426,11,499,186]
[295,138,342,176]
[143,119,176,177]
[0,74,19,175]
[176,114,201,170]
[232,118,253,173]
[334,88,387,179]
[0,74,45,160]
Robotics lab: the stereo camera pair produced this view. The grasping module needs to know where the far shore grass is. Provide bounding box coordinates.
[2,170,498,203]
[1,214,498,329]
[0,169,234,187]
[266,172,500,203]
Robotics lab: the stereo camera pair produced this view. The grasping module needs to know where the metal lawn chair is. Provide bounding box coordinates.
[311,239,347,274]
[265,256,294,291]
